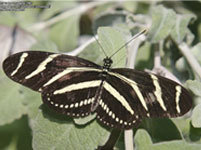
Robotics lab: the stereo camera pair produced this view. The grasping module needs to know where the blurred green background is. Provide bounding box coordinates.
[0,1,201,150]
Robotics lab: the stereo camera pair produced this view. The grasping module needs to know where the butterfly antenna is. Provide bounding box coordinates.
[109,28,148,58]
[93,33,108,57]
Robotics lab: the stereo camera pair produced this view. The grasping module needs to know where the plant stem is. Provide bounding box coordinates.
[178,42,201,78]
[28,1,110,31]
[151,43,181,84]
[66,35,96,56]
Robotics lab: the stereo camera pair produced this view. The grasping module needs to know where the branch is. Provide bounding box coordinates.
[65,35,96,56]
[145,43,181,84]
[178,42,201,78]
[28,1,110,31]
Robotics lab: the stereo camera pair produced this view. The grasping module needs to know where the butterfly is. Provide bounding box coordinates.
[2,50,192,129]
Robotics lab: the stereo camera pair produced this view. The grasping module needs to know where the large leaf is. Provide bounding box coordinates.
[192,104,201,128]
[135,41,153,70]
[176,43,201,72]
[170,14,196,44]
[39,1,77,21]
[0,71,27,126]
[49,15,80,51]
[0,116,32,150]
[79,26,129,68]
[97,27,128,67]
[185,80,201,97]
[30,39,58,53]
[93,11,128,33]
[135,129,201,150]
[31,109,110,150]
[141,118,182,143]
[147,5,176,43]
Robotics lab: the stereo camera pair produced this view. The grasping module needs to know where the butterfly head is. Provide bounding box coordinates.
[103,57,113,70]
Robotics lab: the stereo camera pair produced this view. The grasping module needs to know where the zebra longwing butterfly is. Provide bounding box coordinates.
[2,51,192,129]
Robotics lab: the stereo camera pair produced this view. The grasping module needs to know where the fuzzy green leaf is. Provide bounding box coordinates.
[185,80,201,97]
[31,110,110,150]
[176,43,201,72]
[141,118,182,143]
[97,27,127,67]
[93,12,127,34]
[30,39,58,52]
[39,1,77,20]
[0,71,27,126]
[147,5,176,43]
[192,104,201,128]
[79,26,129,68]
[49,15,80,51]
[74,113,96,125]
[170,14,196,44]
[135,129,201,150]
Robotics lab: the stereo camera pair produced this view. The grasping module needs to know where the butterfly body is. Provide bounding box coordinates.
[3,51,192,129]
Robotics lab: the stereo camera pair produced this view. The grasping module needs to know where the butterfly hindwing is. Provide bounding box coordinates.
[95,75,143,129]
[41,71,103,117]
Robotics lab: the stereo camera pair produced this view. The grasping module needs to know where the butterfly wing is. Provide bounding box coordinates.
[95,68,192,129]
[108,68,192,118]
[3,51,101,92]
[95,75,143,129]
[3,51,103,117]
[41,71,103,117]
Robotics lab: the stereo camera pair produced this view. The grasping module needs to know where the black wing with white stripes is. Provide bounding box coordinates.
[94,68,192,129]
[3,51,101,91]
[3,51,192,129]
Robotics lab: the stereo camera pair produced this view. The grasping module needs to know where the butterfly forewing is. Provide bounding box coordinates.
[110,68,192,118]
[3,51,101,92]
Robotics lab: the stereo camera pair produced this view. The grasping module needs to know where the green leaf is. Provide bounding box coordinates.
[0,9,38,27]
[97,27,128,67]
[189,123,201,143]
[170,14,196,44]
[0,71,27,126]
[135,129,201,150]
[30,39,58,53]
[141,118,182,143]
[176,43,201,73]
[79,27,129,68]
[172,118,191,141]
[122,1,137,12]
[39,1,77,21]
[74,113,96,125]
[20,87,41,120]
[0,116,32,150]
[78,40,104,66]
[192,104,201,128]
[135,41,153,70]
[147,5,176,43]
[93,11,128,34]
[31,110,110,150]
[49,15,80,51]
[185,80,201,97]
[188,43,201,65]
